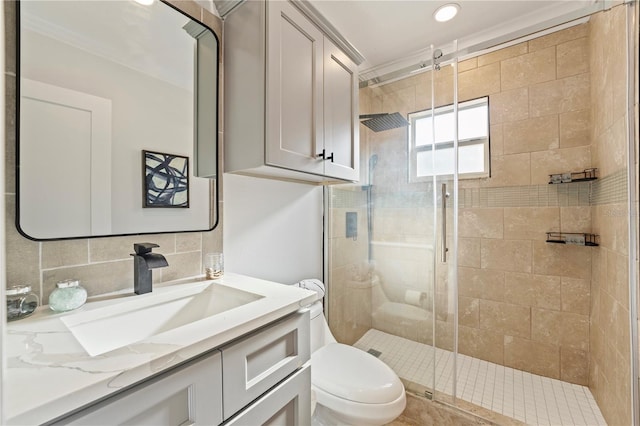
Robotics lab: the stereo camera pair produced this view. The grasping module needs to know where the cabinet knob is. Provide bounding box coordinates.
[317,149,334,163]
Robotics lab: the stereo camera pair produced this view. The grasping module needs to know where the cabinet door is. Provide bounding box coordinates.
[323,38,359,181]
[266,0,324,175]
[225,365,311,426]
[56,352,223,426]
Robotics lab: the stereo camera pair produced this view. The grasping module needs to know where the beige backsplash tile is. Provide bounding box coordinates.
[160,251,202,282]
[481,239,532,273]
[559,109,591,148]
[5,195,41,295]
[479,299,531,339]
[561,277,590,315]
[504,335,560,379]
[458,267,505,302]
[560,206,591,233]
[532,308,589,351]
[489,124,504,157]
[504,207,560,241]
[504,272,561,311]
[458,62,501,102]
[176,232,203,253]
[42,239,89,269]
[458,57,478,73]
[500,46,556,91]
[477,42,528,67]
[458,325,504,365]
[89,234,177,262]
[556,38,589,79]
[528,23,588,52]
[42,259,133,303]
[486,153,531,187]
[503,115,559,154]
[560,347,589,385]
[459,296,480,328]
[458,238,481,268]
[530,146,592,184]
[489,87,529,124]
[529,73,590,118]
[459,208,504,239]
[532,241,592,279]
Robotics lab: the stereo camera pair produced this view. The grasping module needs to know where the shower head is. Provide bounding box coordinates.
[359,113,409,132]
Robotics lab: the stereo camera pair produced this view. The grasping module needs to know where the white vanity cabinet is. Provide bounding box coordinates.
[224,0,360,183]
[51,310,311,426]
[53,351,224,425]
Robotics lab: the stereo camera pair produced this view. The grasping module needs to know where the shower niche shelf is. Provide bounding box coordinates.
[548,168,597,184]
[546,232,599,246]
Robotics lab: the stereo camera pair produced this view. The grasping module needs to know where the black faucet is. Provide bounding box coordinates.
[130,243,169,295]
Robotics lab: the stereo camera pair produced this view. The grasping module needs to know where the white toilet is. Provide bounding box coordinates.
[309,300,406,425]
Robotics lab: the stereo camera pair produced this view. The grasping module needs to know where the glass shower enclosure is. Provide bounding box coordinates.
[326,42,461,404]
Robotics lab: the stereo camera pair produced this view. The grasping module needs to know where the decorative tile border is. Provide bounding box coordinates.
[590,169,628,205]
[330,169,628,210]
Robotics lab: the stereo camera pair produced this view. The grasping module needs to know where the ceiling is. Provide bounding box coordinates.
[307,0,602,83]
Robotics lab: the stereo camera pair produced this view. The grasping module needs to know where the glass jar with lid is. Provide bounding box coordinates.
[49,279,87,312]
[6,285,39,321]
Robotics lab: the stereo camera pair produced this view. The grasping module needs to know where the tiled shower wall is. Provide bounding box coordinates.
[3,1,223,303]
[355,23,595,385]
[588,5,632,426]
[332,17,634,415]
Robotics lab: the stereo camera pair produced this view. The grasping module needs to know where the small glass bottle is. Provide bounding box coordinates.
[6,285,39,321]
[49,279,87,312]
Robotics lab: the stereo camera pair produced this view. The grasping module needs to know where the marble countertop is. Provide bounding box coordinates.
[5,273,317,425]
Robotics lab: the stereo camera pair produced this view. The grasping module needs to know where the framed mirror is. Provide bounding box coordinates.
[17,0,219,240]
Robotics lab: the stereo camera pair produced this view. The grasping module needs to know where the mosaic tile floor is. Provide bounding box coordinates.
[354,329,607,426]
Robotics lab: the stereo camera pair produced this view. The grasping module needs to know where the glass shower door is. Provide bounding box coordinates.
[325,40,459,407]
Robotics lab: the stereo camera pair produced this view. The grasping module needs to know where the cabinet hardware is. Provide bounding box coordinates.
[317,149,334,163]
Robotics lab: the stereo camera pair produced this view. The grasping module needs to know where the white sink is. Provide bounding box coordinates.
[61,281,264,356]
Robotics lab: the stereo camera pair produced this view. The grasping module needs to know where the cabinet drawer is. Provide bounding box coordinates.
[55,351,223,426]
[225,364,311,426]
[222,310,310,418]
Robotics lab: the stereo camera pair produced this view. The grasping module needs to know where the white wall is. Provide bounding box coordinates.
[223,174,323,284]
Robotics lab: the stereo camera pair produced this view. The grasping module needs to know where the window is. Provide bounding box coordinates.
[409,97,489,180]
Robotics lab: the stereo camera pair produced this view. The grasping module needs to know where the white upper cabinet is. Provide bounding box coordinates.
[224,0,360,183]
[323,37,359,181]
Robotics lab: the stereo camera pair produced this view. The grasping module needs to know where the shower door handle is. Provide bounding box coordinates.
[441,183,449,263]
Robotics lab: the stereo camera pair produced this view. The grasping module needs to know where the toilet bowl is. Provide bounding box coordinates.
[309,301,406,425]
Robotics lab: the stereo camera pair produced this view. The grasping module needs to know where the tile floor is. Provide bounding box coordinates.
[354,329,607,426]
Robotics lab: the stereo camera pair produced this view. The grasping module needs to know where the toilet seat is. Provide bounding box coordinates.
[311,343,404,404]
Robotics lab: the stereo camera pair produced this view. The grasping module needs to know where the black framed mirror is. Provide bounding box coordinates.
[17,0,219,240]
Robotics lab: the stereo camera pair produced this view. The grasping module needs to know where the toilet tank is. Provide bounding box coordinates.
[309,301,336,353]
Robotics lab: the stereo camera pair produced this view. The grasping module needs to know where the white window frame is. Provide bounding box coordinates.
[409,96,490,181]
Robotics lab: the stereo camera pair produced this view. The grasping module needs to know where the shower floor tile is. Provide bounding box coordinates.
[354,329,607,426]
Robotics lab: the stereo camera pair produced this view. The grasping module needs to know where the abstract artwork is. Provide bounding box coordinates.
[143,150,189,208]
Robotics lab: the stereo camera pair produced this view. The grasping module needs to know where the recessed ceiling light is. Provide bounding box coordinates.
[134,0,155,5]
[433,3,460,22]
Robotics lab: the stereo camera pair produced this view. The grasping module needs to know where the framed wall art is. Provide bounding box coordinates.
[143,150,189,208]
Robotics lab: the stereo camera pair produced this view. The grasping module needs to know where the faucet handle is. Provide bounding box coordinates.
[133,243,160,255]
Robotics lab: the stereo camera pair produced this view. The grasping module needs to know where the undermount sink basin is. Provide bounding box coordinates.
[60,281,264,356]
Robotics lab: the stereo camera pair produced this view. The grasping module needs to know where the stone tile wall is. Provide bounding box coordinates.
[588,5,633,426]
[333,23,598,385]
[3,1,223,303]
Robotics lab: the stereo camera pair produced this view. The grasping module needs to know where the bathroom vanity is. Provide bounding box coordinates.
[5,274,317,425]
